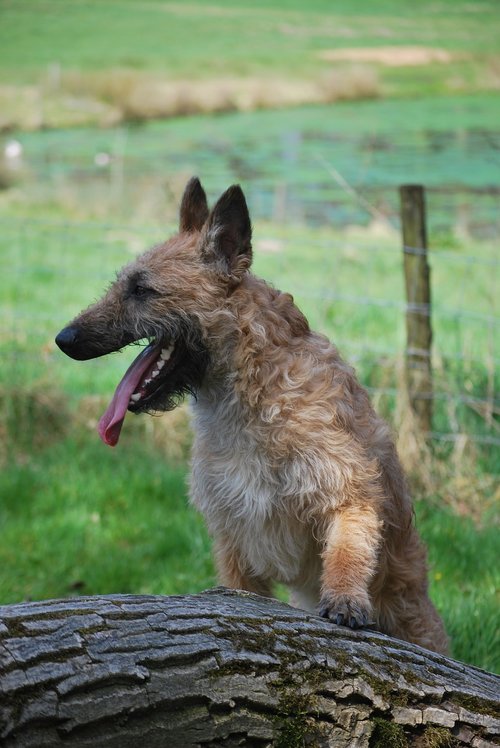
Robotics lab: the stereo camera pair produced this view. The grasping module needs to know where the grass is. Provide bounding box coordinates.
[0,0,499,128]
[419,501,499,671]
[2,0,498,81]
[0,434,213,603]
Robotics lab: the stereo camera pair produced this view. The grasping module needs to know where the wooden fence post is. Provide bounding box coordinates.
[399,184,433,434]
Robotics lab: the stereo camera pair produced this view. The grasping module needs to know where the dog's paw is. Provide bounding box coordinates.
[318,594,372,630]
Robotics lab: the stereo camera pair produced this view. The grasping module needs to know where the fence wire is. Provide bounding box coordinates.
[0,208,498,452]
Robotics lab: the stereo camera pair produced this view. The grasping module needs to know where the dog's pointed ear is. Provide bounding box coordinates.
[199,185,252,281]
[179,177,209,232]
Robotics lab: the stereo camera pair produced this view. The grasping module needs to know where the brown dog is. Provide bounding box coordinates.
[56,178,448,653]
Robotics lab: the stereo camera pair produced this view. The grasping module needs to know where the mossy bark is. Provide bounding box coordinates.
[0,589,498,747]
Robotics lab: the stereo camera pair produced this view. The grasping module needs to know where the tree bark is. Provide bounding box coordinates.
[0,589,498,747]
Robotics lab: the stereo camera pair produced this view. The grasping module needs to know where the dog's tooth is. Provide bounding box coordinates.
[151,369,159,378]
[157,359,165,370]
[161,347,172,361]
[130,393,141,403]
[144,378,152,385]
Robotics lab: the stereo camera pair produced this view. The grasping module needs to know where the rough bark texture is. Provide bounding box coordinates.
[0,589,498,747]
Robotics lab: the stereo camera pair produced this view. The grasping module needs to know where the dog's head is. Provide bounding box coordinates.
[55,178,252,445]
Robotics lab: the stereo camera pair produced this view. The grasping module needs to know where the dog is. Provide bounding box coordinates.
[56,177,448,653]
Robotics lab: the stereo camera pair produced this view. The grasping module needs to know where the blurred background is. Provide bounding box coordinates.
[0,0,498,671]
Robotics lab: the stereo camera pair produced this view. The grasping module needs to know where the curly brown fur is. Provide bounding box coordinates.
[56,177,448,654]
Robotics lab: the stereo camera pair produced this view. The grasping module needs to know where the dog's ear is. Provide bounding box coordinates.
[200,185,252,281]
[179,177,209,232]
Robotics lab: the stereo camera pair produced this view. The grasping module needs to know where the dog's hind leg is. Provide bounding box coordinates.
[318,504,382,629]
[214,536,273,598]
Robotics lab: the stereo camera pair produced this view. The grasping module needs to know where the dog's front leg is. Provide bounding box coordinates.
[214,536,272,598]
[318,504,382,629]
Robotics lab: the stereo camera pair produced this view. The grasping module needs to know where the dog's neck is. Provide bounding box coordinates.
[195,272,311,415]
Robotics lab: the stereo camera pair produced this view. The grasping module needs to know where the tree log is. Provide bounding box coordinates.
[0,589,498,747]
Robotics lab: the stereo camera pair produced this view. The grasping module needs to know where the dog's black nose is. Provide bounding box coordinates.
[55,325,80,354]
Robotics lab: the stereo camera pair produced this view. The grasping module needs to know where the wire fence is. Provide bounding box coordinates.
[0,109,498,463]
[0,207,498,454]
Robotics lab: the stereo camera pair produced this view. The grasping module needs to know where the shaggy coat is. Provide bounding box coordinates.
[56,178,448,654]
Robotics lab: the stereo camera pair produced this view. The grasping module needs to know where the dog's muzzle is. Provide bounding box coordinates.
[55,324,133,361]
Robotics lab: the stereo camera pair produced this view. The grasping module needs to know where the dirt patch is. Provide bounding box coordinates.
[318,46,455,67]
[62,68,381,117]
[0,67,381,131]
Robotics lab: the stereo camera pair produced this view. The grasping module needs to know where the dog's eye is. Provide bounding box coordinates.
[128,277,160,299]
[132,283,157,299]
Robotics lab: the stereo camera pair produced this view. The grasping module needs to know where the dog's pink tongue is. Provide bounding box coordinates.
[98,345,160,447]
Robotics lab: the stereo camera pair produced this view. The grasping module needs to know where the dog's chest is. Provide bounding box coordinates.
[190,395,312,583]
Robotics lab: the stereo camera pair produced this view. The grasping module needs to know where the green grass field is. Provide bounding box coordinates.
[0,0,498,673]
[1,0,499,127]
[2,0,499,84]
